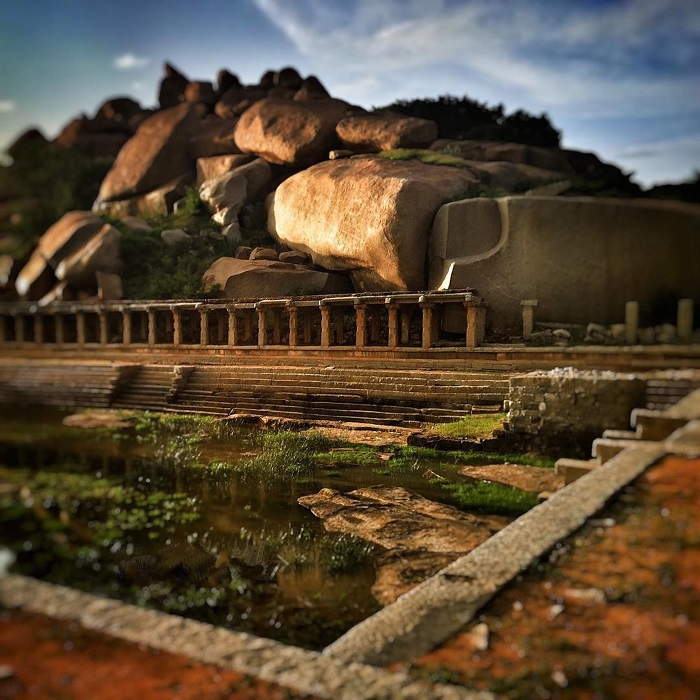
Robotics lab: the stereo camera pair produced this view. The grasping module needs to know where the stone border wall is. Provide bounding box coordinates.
[504,368,647,454]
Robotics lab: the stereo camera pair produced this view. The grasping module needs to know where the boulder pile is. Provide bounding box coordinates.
[7,61,697,332]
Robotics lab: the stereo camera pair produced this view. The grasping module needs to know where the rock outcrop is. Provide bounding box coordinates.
[15,211,121,301]
[54,223,121,287]
[234,98,352,167]
[298,485,509,604]
[97,103,200,203]
[337,112,438,152]
[202,257,351,298]
[199,159,273,226]
[195,154,255,184]
[158,62,189,109]
[268,156,478,289]
[430,139,573,176]
[188,116,241,158]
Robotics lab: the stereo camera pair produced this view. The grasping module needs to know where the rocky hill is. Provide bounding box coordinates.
[1,63,698,336]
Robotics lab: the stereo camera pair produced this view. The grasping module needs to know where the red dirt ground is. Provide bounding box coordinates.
[404,455,700,698]
[0,608,312,699]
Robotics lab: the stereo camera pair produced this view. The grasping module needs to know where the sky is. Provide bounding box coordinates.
[0,0,698,187]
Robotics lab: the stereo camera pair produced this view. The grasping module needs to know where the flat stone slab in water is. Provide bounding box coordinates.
[298,485,508,553]
[299,485,510,605]
[458,464,563,494]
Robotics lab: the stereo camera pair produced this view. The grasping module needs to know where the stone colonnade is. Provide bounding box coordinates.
[0,291,486,351]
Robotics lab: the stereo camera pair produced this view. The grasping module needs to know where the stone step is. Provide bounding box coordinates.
[554,457,599,484]
[601,429,639,440]
[629,409,688,441]
[591,437,659,464]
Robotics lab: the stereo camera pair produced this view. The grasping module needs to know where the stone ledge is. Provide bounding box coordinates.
[0,575,487,700]
[324,445,667,666]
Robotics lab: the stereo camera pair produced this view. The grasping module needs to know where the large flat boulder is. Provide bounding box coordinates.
[96,103,200,203]
[15,211,105,299]
[268,156,479,290]
[430,139,573,176]
[337,112,438,152]
[202,257,351,298]
[299,485,509,604]
[298,485,505,552]
[431,196,700,334]
[234,98,350,167]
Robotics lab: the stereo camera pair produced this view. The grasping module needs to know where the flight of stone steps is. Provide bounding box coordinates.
[110,365,191,412]
[168,363,512,426]
[555,386,700,484]
[0,362,124,409]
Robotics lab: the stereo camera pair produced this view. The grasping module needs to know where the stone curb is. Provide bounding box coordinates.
[0,574,490,700]
[324,445,667,666]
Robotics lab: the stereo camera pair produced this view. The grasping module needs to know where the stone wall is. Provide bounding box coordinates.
[505,368,647,454]
[430,196,700,336]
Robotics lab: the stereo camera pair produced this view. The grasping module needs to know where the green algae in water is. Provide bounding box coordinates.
[0,407,550,649]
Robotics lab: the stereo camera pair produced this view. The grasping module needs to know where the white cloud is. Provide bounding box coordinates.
[114,53,150,70]
[252,0,700,118]
[615,134,700,186]
[0,100,17,113]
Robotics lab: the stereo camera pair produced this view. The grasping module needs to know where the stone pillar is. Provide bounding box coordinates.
[288,306,299,348]
[625,301,639,345]
[122,311,132,345]
[199,309,209,346]
[172,309,182,346]
[14,315,24,344]
[521,300,538,339]
[147,310,156,347]
[355,305,367,348]
[55,315,64,346]
[370,309,381,343]
[320,305,331,347]
[465,303,478,349]
[421,303,435,349]
[228,310,238,347]
[257,308,267,347]
[400,308,411,346]
[677,299,694,343]
[34,314,44,346]
[217,312,226,343]
[76,312,86,348]
[334,307,345,345]
[303,308,313,344]
[99,312,108,345]
[272,309,282,345]
[387,304,399,349]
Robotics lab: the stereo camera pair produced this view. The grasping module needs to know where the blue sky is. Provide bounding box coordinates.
[1,0,698,187]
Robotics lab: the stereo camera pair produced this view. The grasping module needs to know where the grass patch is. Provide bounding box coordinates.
[425,413,505,439]
[386,445,555,471]
[234,430,338,481]
[434,478,539,516]
[379,148,473,169]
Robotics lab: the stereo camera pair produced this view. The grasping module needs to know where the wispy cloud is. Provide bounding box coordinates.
[0,100,17,113]
[252,0,700,118]
[113,53,150,70]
